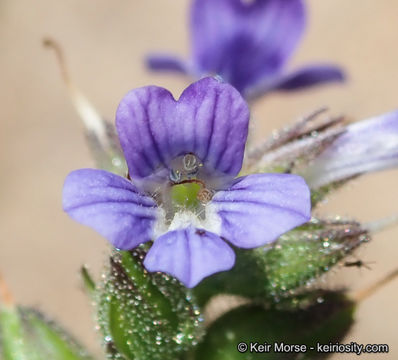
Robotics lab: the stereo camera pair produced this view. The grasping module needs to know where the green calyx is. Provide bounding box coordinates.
[96,249,204,360]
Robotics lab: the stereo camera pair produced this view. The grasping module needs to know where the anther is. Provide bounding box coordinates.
[197,188,214,204]
[169,169,182,183]
[183,154,198,172]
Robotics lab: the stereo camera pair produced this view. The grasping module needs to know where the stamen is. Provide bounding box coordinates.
[183,153,202,178]
[183,154,198,171]
[169,169,182,183]
[197,188,214,204]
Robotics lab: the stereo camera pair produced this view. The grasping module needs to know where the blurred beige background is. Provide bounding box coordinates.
[0,0,397,358]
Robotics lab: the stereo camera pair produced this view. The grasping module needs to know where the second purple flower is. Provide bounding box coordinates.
[147,0,345,99]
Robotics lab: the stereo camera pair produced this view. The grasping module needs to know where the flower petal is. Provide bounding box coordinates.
[302,111,398,188]
[62,169,158,250]
[247,64,346,99]
[143,227,235,288]
[191,0,306,93]
[116,77,249,180]
[209,173,311,249]
[145,54,189,74]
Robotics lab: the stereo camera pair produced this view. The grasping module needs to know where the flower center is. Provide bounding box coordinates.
[152,153,221,237]
[169,153,202,182]
[160,154,213,219]
[169,154,215,212]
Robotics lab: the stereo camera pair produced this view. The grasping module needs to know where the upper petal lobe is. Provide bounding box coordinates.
[116,77,249,180]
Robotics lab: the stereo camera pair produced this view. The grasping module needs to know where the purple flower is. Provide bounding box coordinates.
[146,0,345,99]
[63,78,311,288]
[302,110,398,188]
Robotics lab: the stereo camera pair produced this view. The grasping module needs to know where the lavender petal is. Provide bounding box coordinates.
[209,173,311,249]
[191,0,306,94]
[247,64,345,99]
[302,110,398,188]
[116,77,249,180]
[143,227,235,288]
[62,169,158,250]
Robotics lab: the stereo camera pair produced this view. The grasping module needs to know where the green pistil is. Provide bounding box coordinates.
[171,182,202,210]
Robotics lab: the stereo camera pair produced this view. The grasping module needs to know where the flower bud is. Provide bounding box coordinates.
[194,291,355,360]
[194,218,369,305]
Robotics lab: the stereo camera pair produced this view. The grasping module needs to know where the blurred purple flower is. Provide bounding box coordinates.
[303,110,398,188]
[63,78,311,288]
[146,0,345,99]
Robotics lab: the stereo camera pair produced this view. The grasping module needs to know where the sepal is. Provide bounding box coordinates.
[96,248,204,360]
[43,38,127,176]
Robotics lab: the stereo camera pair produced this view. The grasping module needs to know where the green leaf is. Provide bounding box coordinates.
[0,304,93,360]
[20,308,94,360]
[194,291,355,360]
[97,249,203,360]
[0,305,32,360]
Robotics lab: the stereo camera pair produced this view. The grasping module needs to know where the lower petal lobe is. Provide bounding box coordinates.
[63,169,158,250]
[143,227,235,288]
[210,173,311,249]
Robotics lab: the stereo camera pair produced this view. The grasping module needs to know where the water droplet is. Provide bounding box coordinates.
[104,335,112,343]
[173,333,185,344]
[112,157,122,167]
